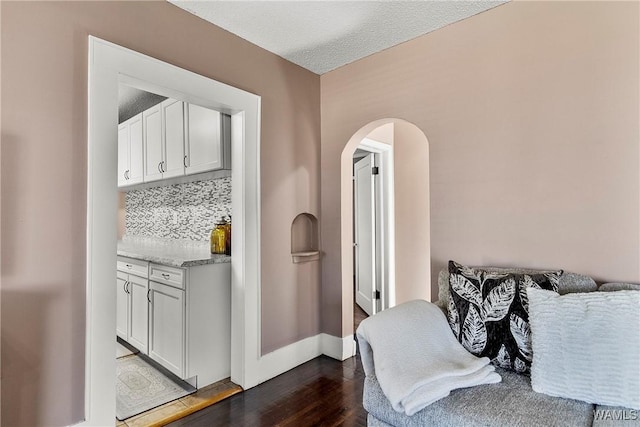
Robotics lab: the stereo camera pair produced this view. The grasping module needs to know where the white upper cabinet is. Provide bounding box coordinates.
[185,104,229,175]
[128,117,144,184]
[144,99,186,182]
[120,99,228,188]
[117,113,143,187]
[162,99,186,179]
[143,104,163,183]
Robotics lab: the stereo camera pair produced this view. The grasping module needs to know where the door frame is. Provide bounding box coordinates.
[355,138,395,313]
[84,37,262,425]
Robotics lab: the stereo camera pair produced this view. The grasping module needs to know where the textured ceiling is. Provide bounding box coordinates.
[169,1,507,75]
[118,86,167,124]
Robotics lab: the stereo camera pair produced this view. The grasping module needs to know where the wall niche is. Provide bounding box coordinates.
[291,213,320,263]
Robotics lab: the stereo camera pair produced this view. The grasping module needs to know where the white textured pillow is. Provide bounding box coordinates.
[528,288,640,409]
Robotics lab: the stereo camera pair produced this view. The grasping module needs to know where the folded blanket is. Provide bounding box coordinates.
[356,300,501,416]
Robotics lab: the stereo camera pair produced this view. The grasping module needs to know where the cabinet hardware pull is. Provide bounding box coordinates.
[161,273,170,279]
[147,289,151,303]
[123,281,127,294]
[125,281,130,294]
[126,264,132,269]
[124,171,127,180]
[183,155,188,168]
[162,161,165,172]
[158,162,163,173]
[126,170,130,180]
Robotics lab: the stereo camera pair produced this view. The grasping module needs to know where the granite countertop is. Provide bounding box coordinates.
[117,236,231,268]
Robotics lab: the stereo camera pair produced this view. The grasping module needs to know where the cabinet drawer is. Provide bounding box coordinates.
[117,257,148,278]
[150,263,185,289]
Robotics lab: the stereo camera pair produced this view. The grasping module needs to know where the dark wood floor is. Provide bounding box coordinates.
[167,355,367,427]
[353,302,369,332]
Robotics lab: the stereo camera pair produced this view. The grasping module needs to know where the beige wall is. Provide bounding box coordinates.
[1,1,320,425]
[393,121,431,304]
[321,1,639,336]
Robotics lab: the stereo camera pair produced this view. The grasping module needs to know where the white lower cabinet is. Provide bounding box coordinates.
[116,257,149,354]
[149,281,185,378]
[147,261,231,388]
[116,272,129,340]
[128,275,149,353]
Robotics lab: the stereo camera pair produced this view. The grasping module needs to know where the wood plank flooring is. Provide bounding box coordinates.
[167,355,367,427]
[353,303,369,332]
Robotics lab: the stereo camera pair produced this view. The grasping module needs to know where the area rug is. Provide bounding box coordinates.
[116,355,195,420]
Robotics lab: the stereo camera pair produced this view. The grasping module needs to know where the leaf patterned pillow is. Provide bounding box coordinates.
[446,260,561,374]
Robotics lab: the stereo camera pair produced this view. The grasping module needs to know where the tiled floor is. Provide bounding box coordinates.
[116,342,135,359]
[116,378,242,427]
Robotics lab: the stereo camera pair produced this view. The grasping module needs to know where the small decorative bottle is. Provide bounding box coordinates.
[224,216,231,256]
[211,221,226,254]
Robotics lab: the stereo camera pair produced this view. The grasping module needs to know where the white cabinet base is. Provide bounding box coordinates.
[186,263,231,387]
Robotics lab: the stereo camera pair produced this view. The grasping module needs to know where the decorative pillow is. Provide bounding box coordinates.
[528,288,640,409]
[447,260,561,373]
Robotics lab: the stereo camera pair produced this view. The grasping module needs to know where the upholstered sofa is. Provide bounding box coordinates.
[358,267,640,427]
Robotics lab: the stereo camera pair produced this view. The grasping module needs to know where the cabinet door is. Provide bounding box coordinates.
[128,114,144,185]
[185,104,223,174]
[149,281,185,378]
[143,104,163,182]
[117,123,129,187]
[128,274,149,354]
[116,272,129,340]
[162,99,185,179]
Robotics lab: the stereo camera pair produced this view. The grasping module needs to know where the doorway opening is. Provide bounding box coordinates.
[86,37,261,426]
[351,132,395,332]
[341,119,430,342]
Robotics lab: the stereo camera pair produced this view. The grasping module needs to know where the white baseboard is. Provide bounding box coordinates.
[253,333,357,388]
[255,334,323,385]
[321,333,356,361]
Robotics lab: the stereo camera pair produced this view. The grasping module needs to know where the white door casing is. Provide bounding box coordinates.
[86,37,262,426]
[354,154,377,316]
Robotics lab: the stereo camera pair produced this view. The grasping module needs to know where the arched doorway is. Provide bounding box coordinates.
[340,119,431,341]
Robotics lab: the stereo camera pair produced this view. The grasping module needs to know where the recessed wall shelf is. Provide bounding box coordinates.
[291,213,320,263]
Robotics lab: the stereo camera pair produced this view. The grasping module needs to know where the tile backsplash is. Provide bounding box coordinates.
[125,177,231,241]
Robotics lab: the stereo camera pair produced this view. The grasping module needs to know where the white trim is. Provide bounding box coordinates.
[84,37,261,425]
[257,335,323,383]
[251,333,359,382]
[321,334,357,361]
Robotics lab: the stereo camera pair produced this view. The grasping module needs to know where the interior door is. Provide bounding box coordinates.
[354,154,377,316]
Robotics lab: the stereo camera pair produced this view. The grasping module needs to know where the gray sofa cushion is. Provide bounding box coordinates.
[598,282,640,292]
[364,369,594,427]
[437,267,597,312]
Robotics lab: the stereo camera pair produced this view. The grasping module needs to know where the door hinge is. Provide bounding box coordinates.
[372,166,379,175]
[374,290,381,300]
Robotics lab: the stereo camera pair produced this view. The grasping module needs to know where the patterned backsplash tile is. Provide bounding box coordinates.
[125,177,231,241]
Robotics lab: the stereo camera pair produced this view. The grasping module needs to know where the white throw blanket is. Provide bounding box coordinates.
[356,300,501,416]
